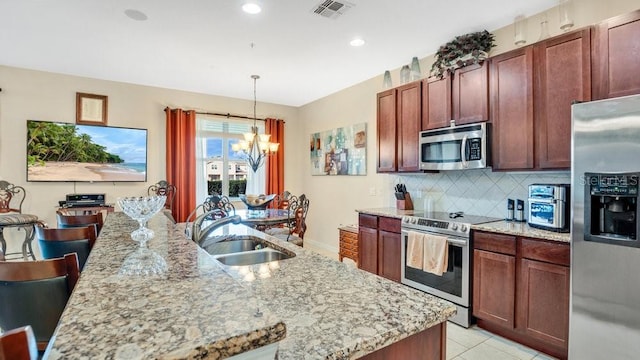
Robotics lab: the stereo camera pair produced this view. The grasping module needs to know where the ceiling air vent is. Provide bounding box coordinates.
[311,0,354,19]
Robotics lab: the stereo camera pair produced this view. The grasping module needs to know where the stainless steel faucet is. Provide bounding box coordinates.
[189,211,241,244]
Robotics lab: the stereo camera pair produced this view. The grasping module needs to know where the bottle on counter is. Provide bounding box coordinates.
[515,199,525,222]
[506,199,514,221]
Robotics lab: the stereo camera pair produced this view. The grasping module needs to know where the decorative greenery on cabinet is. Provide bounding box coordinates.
[430,30,495,79]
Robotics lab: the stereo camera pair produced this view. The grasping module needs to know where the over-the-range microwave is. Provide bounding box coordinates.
[419,122,490,171]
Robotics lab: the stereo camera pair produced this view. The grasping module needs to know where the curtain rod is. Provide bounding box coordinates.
[195,111,265,122]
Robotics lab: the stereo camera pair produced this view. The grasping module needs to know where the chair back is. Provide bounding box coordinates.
[36,225,96,270]
[56,211,104,236]
[148,180,177,210]
[0,180,26,214]
[271,191,291,210]
[290,194,310,239]
[0,253,79,351]
[0,325,38,360]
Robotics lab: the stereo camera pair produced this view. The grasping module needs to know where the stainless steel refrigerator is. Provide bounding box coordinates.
[571,94,640,359]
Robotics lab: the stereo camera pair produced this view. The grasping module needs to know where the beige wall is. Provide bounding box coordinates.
[298,0,639,255]
[0,66,302,230]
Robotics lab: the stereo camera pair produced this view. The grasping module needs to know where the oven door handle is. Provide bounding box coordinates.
[448,238,468,247]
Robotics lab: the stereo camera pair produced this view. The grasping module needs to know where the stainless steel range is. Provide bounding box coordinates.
[401,212,500,327]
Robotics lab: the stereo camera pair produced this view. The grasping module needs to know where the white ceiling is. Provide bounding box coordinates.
[0,0,557,107]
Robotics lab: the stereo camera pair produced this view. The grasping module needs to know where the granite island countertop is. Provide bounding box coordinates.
[47,211,456,359]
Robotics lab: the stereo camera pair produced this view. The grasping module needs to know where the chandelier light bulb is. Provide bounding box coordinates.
[242,2,262,14]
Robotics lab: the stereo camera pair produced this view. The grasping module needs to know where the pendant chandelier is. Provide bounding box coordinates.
[231,75,279,172]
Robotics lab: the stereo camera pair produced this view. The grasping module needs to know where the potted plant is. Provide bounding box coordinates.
[430,30,496,79]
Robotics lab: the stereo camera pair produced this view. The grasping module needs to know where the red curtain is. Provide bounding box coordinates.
[165,108,197,222]
[265,118,285,195]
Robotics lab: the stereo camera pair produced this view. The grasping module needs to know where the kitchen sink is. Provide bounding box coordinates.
[214,248,294,266]
[200,236,268,256]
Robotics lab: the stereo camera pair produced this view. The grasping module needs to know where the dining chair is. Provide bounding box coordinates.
[271,190,291,210]
[56,210,104,237]
[148,180,177,211]
[0,325,38,360]
[265,194,309,246]
[0,253,80,352]
[184,193,236,227]
[36,224,96,270]
[0,180,40,260]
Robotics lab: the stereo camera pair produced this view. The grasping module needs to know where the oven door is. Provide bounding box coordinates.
[400,230,469,307]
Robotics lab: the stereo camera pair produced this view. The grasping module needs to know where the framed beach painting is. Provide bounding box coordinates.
[310,123,366,176]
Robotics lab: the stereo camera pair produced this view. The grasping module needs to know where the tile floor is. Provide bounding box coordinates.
[447,323,558,360]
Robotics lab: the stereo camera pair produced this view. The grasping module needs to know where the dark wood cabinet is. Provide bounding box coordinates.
[534,28,591,169]
[517,258,570,350]
[358,225,378,274]
[422,63,489,130]
[592,10,640,100]
[472,231,569,360]
[492,28,590,171]
[452,63,490,125]
[396,82,422,172]
[473,249,516,328]
[490,47,535,171]
[422,76,451,130]
[376,82,422,173]
[358,214,401,282]
[376,89,397,172]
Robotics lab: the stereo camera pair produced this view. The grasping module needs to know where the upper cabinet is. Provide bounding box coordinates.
[423,63,489,130]
[592,10,640,100]
[376,89,397,172]
[534,29,591,169]
[377,81,422,173]
[492,28,591,171]
[490,47,535,171]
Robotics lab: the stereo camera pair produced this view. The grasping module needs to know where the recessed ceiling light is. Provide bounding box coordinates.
[350,38,365,47]
[124,9,148,21]
[242,2,262,14]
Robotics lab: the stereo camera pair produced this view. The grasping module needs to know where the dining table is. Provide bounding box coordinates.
[235,208,292,231]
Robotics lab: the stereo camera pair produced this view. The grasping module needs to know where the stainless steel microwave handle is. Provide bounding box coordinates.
[461,134,468,168]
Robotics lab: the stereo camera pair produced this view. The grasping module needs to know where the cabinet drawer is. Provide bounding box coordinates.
[340,238,358,251]
[359,214,378,228]
[474,231,516,255]
[521,238,570,266]
[379,216,401,233]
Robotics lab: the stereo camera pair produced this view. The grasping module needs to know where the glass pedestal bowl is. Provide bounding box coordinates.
[117,196,167,275]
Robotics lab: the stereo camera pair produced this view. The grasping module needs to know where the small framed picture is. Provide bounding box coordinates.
[76,92,108,125]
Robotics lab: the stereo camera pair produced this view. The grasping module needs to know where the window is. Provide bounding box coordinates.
[196,116,265,201]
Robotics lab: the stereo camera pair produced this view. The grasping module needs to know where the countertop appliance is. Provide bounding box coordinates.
[419,122,490,171]
[527,184,570,232]
[400,212,500,327]
[570,94,640,359]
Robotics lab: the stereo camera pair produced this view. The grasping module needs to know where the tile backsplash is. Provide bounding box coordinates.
[390,169,570,219]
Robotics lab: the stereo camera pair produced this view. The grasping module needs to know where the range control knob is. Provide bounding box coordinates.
[403,217,409,223]
[411,218,418,224]
[451,223,458,231]
[460,224,468,232]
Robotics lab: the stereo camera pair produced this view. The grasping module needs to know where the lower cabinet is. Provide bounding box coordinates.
[472,231,569,360]
[358,214,401,282]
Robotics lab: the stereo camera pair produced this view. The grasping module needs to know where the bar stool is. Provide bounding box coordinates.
[0,325,38,360]
[0,181,40,260]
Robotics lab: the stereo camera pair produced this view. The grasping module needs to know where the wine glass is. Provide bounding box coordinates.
[117,196,167,275]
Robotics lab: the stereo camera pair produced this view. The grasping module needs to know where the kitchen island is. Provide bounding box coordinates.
[46,212,456,359]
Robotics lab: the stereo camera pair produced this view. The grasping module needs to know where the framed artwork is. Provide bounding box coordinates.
[310,122,366,176]
[76,92,108,126]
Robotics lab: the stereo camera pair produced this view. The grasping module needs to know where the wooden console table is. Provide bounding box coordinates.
[339,225,358,265]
